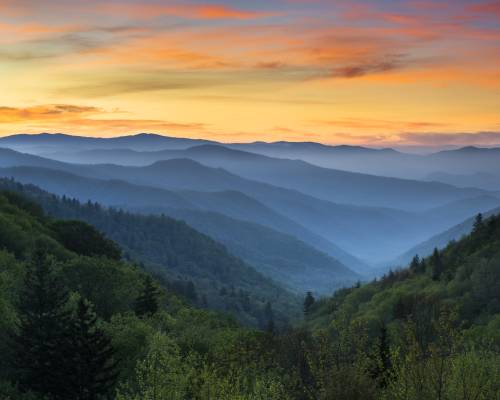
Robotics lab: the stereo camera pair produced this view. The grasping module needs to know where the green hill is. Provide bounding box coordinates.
[308,213,500,338]
[0,178,300,327]
[0,185,292,400]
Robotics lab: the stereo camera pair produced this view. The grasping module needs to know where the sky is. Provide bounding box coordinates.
[0,0,499,147]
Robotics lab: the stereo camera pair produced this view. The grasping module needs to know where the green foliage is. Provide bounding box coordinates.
[134,276,160,318]
[14,246,72,399]
[51,220,121,260]
[116,333,191,400]
[303,291,315,317]
[0,181,499,400]
[64,297,118,400]
[0,179,300,327]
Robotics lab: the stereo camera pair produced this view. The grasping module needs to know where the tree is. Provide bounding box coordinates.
[472,213,484,234]
[116,333,189,400]
[134,276,160,318]
[431,248,444,281]
[303,292,315,316]
[409,255,421,273]
[65,298,118,400]
[14,246,71,399]
[264,301,275,333]
[51,220,121,261]
[373,323,391,388]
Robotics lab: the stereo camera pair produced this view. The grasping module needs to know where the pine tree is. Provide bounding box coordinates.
[134,276,160,317]
[264,301,275,333]
[14,246,71,399]
[473,213,484,233]
[303,292,315,317]
[410,255,421,273]
[65,298,118,400]
[431,248,444,281]
[375,323,391,388]
[393,297,407,320]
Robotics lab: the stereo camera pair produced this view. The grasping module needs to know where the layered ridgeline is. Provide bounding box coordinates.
[1,146,499,265]
[3,133,500,184]
[0,179,301,327]
[0,177,358,294]
[11,141,492,211]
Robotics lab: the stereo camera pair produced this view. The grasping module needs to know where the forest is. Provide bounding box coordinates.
[0,184,499,399]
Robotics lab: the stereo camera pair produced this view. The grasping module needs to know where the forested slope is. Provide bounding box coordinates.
[0,179,300,327]
[308,213,500,336]
[0,183,498,400]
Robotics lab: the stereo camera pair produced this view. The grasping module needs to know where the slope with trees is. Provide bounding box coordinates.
[0,179,300,327]
[0,181,498,399]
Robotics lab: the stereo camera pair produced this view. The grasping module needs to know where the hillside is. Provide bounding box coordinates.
[1,148,496,263]
[7,133,499,183]
[425,171,500,191]
[0,167,364,277]
[0,178,300,327]
[0,187,306,400]
[391,205,500,267]
[308,212,500,338]
[38,143,493,211]
[139,206,358,293]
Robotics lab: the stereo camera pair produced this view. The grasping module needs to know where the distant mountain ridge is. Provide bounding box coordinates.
[0,145,499,263]
[23,143,495,211]
[0,167,362,289]
[3,133,500,183]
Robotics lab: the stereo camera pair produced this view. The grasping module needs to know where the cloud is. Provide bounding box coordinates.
[54,69,224,97]
[93,3,274,21]
[0,104,207,136]
[398,131,500,147]
[0,105,101,123]
[255,61,288,69]
[467,1,500,17]
[330,60,401,78]
[315,118,449,131]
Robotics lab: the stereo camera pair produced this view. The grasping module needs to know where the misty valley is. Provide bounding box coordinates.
[0,132,499,399]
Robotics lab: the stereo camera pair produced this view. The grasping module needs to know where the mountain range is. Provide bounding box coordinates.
[1,132,499,274]
[3,133,500,186]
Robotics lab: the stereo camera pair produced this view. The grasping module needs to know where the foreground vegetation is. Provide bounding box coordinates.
[0,185,498,399]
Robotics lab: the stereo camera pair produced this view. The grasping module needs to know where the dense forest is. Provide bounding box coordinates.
[0,178,300,328]
[0,184,499,399]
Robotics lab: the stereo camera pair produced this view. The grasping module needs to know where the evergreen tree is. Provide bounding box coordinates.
[65,298,118,400]
[393,297,407,320]
[134,276,160,317]
[14,246,71,399]
[431,248,444,281]
[473,213,484,233]
[410,255,421,273]
[375,323,391,388]
[303,292,315,316]
[264,301,275,333]
[185,280,198,302]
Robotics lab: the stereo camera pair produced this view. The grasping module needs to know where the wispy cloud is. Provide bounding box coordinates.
[315,118,450,131]
[398,131,500,147]
[93,3,276,21]
[0,104,207,136]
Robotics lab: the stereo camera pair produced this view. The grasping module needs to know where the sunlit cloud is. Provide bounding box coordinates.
[0,0,498,146]
[0,104,207,136]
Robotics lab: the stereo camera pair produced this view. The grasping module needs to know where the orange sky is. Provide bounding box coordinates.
[0,0,499,147]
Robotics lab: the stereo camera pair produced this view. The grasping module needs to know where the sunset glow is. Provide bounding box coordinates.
[1,0,499,147]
